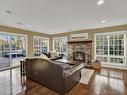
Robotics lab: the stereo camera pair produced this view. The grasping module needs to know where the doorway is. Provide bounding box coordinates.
[0,33,27,70]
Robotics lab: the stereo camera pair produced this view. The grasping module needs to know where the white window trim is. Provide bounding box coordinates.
[53,36,67,54]
[33,36,49,56]
[94,31,126,67]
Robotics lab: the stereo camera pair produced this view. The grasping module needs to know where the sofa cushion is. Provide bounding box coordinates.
[59,63,73,70]
[49,60,73,70]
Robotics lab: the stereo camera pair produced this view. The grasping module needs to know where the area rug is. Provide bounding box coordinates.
[80,68,94,84]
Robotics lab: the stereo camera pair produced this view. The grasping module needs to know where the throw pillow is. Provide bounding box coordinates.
[40,53,49,59]
[50,50,58,58]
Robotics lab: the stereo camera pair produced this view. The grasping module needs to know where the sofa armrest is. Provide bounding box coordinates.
[63,63,84,78]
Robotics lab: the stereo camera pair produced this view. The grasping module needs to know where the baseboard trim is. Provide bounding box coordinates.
[102,65,127,70]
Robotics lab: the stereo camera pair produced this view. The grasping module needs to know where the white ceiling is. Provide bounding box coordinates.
[0,0,127,34]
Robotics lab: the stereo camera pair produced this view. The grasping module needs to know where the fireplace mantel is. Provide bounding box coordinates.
[67,40,92,43]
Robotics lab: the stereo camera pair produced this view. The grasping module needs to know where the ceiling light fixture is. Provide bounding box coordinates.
[5,10,13,14]
[97,0,104,6]
[101,20,106,23]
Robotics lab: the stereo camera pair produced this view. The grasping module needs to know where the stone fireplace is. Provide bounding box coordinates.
[67,40,92,63]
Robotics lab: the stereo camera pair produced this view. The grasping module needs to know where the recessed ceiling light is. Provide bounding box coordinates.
[16,22,23,25]
[27,25,31,27]
[5,10,13,14]
[97,0,104,6]
[101,20,106,23]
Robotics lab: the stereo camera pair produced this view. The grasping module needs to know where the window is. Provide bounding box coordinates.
[109,35,124,56]
[53,37,67,54]
[0,33,27,70]
[95,32,126,66]
[33,36,49,56]
[96,35,108,56]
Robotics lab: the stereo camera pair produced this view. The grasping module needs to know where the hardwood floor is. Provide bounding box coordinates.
[0,67,127,95]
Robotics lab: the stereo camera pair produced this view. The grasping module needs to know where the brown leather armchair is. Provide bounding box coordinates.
[25,58,83,94]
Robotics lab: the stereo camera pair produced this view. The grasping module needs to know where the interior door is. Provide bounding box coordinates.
[10,35,27,67]
[0,35,11,69]
[0,33,27,70]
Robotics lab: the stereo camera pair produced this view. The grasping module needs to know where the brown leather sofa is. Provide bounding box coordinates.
[25,58,84,94]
